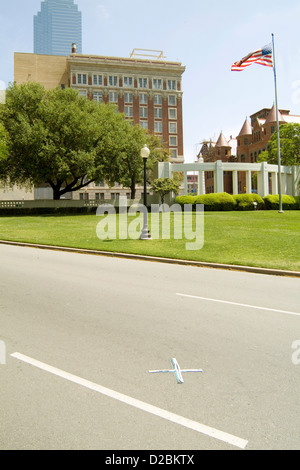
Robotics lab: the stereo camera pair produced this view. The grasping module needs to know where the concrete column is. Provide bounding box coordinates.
[271,172,278,195]
[214,160,224,193]
[232,170,238,195]
[184,171,188,195]
[259,162,269,197]
[155,162,172,179]
[282,170,288,195]
[246,171,252,194]
[292,166,300,196]
[198,170,205,195]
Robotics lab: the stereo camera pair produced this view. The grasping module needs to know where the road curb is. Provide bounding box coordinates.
[0,239,299,278]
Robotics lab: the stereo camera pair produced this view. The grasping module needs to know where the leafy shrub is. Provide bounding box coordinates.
[233,193,264,211]
[195,193,236,211]
[263,194,300,210]
[174,195,197,206]
[175,193,236,211]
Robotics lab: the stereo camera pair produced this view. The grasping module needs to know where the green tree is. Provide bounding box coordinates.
[0,121,8,180]
[115,124,169,199]
[259,123,300,166]
[0,82,131,199]
[151,177,180,204]
[0,121,7,158]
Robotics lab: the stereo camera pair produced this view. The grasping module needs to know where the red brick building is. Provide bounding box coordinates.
[197,105,300,194]
[197,132,237,193]
[237,105,300,162]
[14,49,186,200]
[15,49,186,163]
[68,48,185,163]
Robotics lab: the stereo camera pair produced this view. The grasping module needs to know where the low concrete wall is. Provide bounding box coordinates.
[0,196,160,209]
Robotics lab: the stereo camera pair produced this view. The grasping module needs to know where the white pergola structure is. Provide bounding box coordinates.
[156,161,300,197]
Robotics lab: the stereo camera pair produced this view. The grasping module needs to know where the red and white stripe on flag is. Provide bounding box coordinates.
[231,44,273,71]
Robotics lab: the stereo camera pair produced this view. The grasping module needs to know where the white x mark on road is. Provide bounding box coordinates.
[149,358,203,384]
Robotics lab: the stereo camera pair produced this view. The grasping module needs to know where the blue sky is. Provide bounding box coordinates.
[0,0,300,161]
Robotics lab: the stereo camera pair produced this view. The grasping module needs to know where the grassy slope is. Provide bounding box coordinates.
[0,211,299,271]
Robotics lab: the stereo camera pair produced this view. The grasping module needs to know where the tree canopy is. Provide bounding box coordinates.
[259,123,300,166]
[113,124,169,199]
[0,82,169,199]
[151,177,181,204]
[0,121,7,159]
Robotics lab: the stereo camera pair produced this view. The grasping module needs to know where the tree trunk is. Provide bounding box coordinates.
[130,179,136,200]
[53,188,61,200]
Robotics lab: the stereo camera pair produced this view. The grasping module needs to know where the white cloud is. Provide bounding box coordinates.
[0,80,6,91]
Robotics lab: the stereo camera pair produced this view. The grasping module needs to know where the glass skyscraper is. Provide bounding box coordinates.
[34,0,82,56]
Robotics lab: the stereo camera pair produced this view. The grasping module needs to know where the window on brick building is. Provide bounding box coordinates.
[77,74,87,85]
[108,75,118,87]
[169,122,177,134]
[124,93,133,103]
[109,92,118,103]
[154,121,163,133]
[167,80,176,90]
[153,79,162,90]
[93,92,103,102]
[139,107,148,118]
[154,107,162,119]
[138,78,148,88]
[154,94,162,105]
[169,136,177,146]
[93,75,103,86]
[123,76,133,87]
[139,94,148,104]
[125,106,133,118]
[168,108,177,119]
[140,121,148,130]
[168,95,176,106]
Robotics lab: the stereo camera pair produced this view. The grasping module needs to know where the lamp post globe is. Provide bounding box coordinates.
[140,145,151,240]
[141,144,150,160]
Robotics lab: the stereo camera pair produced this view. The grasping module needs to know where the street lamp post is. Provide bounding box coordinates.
[140,145,151,240]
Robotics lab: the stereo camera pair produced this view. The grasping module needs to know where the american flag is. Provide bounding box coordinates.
[231,44,273,71]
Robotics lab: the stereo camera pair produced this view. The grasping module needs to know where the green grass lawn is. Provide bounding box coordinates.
[0,210,299,271]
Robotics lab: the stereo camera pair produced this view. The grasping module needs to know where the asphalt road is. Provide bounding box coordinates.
[0,243,299,450]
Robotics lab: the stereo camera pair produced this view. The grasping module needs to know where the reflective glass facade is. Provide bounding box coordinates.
[34,0,82,56]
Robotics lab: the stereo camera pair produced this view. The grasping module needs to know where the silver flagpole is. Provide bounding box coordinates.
[272,33,284,213]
